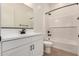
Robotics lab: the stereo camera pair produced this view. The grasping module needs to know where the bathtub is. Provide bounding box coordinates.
[48,26,78,54]
[50,39,77,54]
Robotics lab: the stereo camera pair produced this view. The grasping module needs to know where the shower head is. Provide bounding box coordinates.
[45,12,51,15]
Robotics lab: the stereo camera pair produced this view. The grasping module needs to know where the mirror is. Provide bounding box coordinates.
[1,3,33,28]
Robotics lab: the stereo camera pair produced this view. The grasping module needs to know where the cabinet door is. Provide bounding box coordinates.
[3,41,40,56]
[1,3,15,27]
[2,37,43,56]
[3,43,30,56]
[30,38,43,56]
[3,38,27,52]
[2,37,38,52]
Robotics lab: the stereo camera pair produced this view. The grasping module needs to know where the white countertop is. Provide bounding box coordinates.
[1,29,42,42]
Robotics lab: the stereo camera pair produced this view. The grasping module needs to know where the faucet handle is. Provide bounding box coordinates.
[20,28,26,34]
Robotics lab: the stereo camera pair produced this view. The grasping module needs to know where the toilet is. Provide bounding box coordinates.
[44,40,53,54]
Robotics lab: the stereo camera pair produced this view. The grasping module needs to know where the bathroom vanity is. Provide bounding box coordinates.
[1,29,43,56]
[0,3,43,56]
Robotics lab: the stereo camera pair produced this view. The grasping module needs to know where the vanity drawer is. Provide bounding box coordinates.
[2,38,29,52]
[2,35,42,52]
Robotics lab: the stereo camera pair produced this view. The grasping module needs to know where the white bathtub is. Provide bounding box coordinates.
[51,39,77,54]
[48,26,78,54]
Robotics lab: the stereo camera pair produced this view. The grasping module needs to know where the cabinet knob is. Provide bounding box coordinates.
[32,44,34,50]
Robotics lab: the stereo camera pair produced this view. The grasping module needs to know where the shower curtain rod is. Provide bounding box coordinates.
[45,3,78,15]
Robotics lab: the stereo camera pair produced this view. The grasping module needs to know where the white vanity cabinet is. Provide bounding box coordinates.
[2,35,43,56]
[3,43,31,56]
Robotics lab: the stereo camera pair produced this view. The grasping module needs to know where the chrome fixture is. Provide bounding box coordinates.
[20,28,26,34]
[48,13,51,15]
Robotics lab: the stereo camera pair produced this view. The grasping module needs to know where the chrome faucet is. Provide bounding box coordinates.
[19,24,28,34]
[20,28,26,34]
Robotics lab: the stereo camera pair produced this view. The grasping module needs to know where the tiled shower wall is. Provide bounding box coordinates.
[46,3,79,54]
[49,27,77,54]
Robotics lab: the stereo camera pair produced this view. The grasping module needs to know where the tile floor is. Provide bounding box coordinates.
[44,47,77,56]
